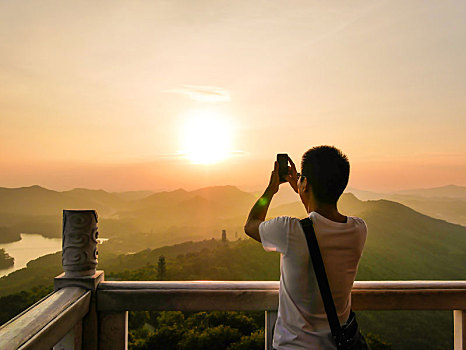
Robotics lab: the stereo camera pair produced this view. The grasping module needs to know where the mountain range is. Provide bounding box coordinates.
[0,184,465,252]
[346,184,466,226]
[0,185,256,251]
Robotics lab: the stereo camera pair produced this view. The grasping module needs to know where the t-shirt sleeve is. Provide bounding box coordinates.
[259,216,293,254]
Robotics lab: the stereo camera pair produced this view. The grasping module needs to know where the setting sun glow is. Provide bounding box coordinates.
[179,110,233,164]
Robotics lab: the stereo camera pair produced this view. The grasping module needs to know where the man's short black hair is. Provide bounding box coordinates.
[301,145,350,204]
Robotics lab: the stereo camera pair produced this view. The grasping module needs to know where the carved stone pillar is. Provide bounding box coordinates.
[55,210,103,350]
[62,210,98,277]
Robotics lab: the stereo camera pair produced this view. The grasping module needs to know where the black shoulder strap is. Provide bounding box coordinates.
[300,218,343,338]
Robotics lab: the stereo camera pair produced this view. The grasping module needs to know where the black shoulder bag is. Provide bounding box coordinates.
[300,218,369,350]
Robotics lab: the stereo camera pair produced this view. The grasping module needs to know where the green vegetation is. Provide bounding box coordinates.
[0,285,52,325]
[108,240,279,282]
[127,310,393,350]
[0,239,225,297]
[0,248,14,269]
[128,311,264,350]
[0,252,62,297]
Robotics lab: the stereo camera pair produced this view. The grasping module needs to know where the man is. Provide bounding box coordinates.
[244,146,367,349]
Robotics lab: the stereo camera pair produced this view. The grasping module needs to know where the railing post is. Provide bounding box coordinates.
[454,310,466,350]
[265,310,277,350]
[99,312,128,350]
[54,210,104,350]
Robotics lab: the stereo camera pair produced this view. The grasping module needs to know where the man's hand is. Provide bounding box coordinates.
[285,156,299,194]
[266,161,281,195]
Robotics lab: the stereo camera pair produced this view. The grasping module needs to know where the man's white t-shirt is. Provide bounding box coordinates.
[259,211,367,349]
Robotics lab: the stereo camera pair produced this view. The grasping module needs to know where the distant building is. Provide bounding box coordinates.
[222,229,227,242]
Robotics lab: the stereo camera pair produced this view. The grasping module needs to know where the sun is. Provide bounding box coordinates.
[179,109,233,164]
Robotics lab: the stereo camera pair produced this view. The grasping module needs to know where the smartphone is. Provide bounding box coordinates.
[277,153,289,182]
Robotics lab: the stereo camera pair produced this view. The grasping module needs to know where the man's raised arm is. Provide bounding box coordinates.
[244,188,275,242]
[244,161,281,242]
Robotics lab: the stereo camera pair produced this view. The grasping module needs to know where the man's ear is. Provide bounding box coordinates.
[302,177,309,192]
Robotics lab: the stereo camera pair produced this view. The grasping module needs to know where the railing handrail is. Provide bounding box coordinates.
[98,280,466,290]
[1,281,465,349]
[99,280,280,290]
[96,280,466,312]
[0,287,91,350]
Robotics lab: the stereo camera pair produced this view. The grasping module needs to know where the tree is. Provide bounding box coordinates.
[157,255,166,281]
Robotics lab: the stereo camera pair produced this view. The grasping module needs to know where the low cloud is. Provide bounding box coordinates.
[166,85,230,103]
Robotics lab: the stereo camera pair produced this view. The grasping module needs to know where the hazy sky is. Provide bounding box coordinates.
[1,0,465,192]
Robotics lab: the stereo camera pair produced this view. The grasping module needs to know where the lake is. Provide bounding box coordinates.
[0,234,62,278]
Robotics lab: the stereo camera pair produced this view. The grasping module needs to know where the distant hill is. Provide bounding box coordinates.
[113,190,154,201]
[347,185,466,226]
[345,187,384,201]
[62,188,129,213]
[0,185,255,246]
[133,188,191,210]
[395,184,466,198]
[122,185,256,230]
[0,226,20,243]
[347,184,466,200]
[0,185,130,242]
[0,185,127,217]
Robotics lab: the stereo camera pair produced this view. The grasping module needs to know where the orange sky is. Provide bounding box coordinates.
[0,1,465,193]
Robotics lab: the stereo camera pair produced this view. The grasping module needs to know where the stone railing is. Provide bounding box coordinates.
[0,210,465,349]
[95,280,466,350]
